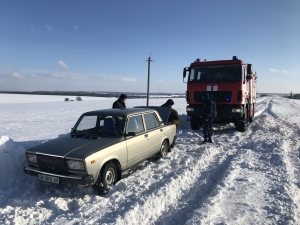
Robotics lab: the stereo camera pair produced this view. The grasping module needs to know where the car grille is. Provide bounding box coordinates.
[42,161,56,170]
[194,91,232,102]
[37,154,69,175]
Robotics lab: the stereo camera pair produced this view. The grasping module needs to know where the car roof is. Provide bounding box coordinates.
[83,108,156,117]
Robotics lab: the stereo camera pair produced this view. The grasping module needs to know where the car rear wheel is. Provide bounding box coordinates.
[93,162,118,195]
[158,140,168,158]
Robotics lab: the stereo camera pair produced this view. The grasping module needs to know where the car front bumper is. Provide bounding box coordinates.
[24,166,94,185]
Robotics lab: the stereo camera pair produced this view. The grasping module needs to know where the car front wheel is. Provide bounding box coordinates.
[94,162,118,195]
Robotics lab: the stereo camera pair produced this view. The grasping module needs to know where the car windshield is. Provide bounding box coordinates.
[188,64,241,83]
[74,115,126,137]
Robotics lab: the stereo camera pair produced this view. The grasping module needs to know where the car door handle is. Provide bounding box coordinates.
[144,134,148,138]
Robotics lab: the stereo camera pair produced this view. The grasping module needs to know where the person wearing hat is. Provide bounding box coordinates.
[201,92,213,144]
[161,99,180,129]
[112,94,127,109]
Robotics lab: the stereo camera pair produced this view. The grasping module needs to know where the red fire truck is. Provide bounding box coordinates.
[183,56,257,132]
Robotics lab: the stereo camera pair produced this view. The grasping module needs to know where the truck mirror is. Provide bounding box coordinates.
[183,67,189,83]
[183,68,187,78]
[246,75,252,80]
[247,64,253,74]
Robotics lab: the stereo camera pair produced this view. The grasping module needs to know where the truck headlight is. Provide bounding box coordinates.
[67,160,85,171]
[186,107,194,112]
[26,153,37,163]
[232,108,242,113]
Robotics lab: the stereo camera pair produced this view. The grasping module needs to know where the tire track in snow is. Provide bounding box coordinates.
[183,96,300,224]
[255,97,272,117]
[147,99,270,224]
[109,121,256,224]
[249,97,300,223]
[154,128,256,224]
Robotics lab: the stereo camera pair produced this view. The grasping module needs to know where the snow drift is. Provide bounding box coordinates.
[0,136,27,180]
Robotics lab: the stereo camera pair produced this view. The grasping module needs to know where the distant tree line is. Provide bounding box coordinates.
[0,91,184,99]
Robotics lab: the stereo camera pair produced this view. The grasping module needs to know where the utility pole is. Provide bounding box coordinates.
[146,54,154,106]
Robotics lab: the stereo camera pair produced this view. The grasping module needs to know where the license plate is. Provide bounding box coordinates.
[37,174,59,184]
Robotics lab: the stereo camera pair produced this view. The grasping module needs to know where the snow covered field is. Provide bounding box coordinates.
[1,94,300,224]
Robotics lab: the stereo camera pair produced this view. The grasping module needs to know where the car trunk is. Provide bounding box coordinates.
[134,106,171,125]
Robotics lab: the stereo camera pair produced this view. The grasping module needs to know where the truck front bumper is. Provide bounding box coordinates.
[186,104,244,118]
[24,166,94,185]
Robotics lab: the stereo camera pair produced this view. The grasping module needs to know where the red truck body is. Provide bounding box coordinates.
[183,57,257,132]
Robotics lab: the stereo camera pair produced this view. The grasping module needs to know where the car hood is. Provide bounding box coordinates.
[27,135,123,159]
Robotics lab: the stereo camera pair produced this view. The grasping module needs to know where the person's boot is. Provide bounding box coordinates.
[208,137,213,143]
[202,135,208,144]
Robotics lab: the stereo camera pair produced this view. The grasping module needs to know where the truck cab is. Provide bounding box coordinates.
[183,56,257,132]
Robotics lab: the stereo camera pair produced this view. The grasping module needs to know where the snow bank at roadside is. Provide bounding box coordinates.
[0,136,27,180]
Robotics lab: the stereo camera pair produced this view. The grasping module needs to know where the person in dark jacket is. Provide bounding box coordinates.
[201,92,213,143]
[209,99,217,136]
[112,94,127,109]
[161,99,180,129]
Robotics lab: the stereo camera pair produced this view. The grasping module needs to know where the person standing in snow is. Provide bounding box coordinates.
[112,94,127,109]
[209,99,217,136]
[201,92,213,143]
[161,99,180,129]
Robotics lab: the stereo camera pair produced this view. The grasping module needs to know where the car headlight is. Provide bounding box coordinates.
[186,107,194,112]
[232,108,243,113]
[67,160,85,171]
[26,153,37,163]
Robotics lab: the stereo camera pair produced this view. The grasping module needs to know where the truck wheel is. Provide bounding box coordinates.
[249,104,255,123]
[235,121,248,132]
[157,140,168,158]
[93,162,118,195]
[235,108,249,132]
[191,116,201,130]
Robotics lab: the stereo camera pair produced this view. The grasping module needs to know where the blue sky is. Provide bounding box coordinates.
[0,0,299,93]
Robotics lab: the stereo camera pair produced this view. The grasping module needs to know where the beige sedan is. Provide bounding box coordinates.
[24,107,177,194]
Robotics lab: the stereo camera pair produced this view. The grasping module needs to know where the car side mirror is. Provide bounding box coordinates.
[126,132,136,137]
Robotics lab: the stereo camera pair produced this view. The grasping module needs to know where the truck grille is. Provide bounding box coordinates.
[37,154,69,175]
[194,91,232,103]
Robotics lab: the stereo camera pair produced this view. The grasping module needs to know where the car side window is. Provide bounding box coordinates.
[76,116,98,131]
[126,115,145,134]
[144,113,159,130]
[153,113,160,127]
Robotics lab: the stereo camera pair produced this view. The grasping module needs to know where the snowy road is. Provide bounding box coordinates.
[1,95,300,224]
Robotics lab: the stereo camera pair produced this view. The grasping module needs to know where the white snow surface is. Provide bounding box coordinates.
[0,94,112,104]
[1,94,300,224]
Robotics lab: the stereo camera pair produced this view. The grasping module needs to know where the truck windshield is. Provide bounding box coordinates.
[188,64,241,83]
